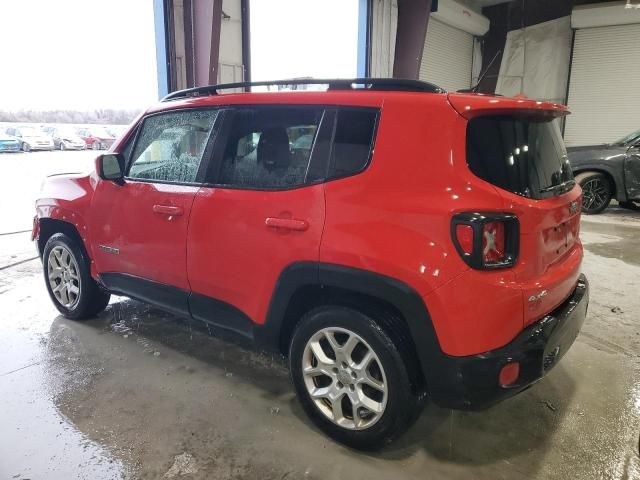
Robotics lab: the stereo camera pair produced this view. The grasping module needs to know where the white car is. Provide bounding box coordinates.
[42,127,87,151]
[4,126,54,152]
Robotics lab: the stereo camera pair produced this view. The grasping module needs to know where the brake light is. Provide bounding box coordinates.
[455,224,474,254]
[451,213,519,269]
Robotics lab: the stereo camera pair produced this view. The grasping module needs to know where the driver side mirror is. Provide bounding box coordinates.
[97,153,125,185]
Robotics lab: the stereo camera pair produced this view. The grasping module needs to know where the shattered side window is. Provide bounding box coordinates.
[128,109,218,183]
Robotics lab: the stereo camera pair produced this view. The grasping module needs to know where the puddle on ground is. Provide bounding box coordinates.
[580,223,640,267]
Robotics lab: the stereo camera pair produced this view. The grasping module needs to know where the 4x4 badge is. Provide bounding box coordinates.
[569,201,578,214]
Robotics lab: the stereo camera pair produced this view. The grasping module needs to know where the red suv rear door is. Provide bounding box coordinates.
[90,109,221,314]
[186,106,332,333]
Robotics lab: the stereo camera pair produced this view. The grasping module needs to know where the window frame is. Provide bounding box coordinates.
[122,107,224,187]
[202,104,380,192]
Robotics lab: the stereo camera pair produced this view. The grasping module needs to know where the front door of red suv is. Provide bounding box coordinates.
[186,106,332,330]
[90,109,221,312]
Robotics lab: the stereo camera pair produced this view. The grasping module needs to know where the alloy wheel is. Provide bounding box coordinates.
[47,245,81,309]
[302,327,388,430]
[581,178,609,212]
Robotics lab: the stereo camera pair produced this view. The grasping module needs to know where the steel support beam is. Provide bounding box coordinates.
[393,0,432,79]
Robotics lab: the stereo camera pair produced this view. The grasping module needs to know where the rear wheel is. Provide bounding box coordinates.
[59,142,66,151]
[22,142,30,152]
[43,233,110,320]
[289,306,421,450]
[576,172,612,214]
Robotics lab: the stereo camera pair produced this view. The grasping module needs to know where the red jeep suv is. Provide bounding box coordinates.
[33,79,588,450]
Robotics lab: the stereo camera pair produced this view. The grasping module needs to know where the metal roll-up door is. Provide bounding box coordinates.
[564,23,640,147]
[419,18,473,91]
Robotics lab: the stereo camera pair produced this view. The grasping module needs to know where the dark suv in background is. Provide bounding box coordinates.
[568,128,640,214]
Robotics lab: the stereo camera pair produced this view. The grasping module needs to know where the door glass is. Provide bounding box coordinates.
[330,108,378,179]
[128,109,219,183]
[217,107,323,189]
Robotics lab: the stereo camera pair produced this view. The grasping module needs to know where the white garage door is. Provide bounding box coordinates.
[419,18,473,92]
[564,23,640,147]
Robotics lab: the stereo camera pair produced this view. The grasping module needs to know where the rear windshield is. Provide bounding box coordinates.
[466,115,574,199]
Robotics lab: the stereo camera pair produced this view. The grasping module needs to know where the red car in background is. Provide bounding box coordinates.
[76,126,116,150]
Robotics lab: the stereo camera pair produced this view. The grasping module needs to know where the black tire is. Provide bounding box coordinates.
[42,233,110,320]
[289,306,421,450]
[59,142,66,151]
[576,171,612,214]
[619,201,640,211]
[22,142,30,152]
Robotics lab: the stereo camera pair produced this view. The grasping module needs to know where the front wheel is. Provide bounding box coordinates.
[289,306,421,450]
[22,142,30,152]
[59,142,66,151]
[43,233,110,320]
[92,141,101,150]
[576,172,612,214]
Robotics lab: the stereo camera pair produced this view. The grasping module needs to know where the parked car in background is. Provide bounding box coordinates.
[568,128,640,214]
[42,126,87,150]
[4,126,54,152]
[0,132,22,153]
[76,127,116,150]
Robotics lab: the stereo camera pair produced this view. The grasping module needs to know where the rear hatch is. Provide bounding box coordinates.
[450,94,583,325]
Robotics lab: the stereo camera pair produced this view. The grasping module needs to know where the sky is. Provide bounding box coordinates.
[0,0,359,111]
[250,0,359,82]
[0,0,158,111]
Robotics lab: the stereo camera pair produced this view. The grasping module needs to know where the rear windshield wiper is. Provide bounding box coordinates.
[539,179,575,194]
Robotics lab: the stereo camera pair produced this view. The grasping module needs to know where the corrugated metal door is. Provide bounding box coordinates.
[564,23,640,146]
[419,19,473,91]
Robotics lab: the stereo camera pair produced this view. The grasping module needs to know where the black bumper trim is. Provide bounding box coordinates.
[429,274,589,410]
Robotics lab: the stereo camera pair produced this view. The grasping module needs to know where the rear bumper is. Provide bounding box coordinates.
[430,274,589,410]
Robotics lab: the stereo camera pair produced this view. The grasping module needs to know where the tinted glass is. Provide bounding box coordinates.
[466,116,573,199]
[330,109,377,179]
[217,107,323,189]
[128,110,218,183]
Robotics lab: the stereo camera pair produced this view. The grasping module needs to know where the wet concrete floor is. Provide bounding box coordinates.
[1,203,639,478]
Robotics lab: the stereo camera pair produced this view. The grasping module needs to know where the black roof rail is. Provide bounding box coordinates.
[161,78,445,101]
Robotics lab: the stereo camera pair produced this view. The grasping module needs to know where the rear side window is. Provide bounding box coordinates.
[329,109,378,179]
[466,116,573,199]
[216,106,324,189]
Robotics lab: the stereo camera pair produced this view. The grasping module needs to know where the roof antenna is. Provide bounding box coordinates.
[459,49,502,93]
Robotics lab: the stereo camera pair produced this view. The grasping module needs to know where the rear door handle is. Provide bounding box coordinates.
[153,205,184,216]
[265,217,309,231]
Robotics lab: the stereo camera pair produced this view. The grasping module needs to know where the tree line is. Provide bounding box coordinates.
[0,109,141,125]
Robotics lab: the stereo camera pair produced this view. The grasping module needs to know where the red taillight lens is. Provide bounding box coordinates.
[455,224,474,254]
[482,221,505,263]
[451,213,519,269]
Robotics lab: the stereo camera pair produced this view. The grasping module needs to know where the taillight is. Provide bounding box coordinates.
[455,224,474,254]
[451,213,519,269]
